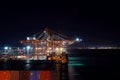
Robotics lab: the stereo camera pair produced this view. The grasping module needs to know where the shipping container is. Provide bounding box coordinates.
[39,70,50,80]
[10,71,19,80]
[30,71,39,80]
[19,71,31,80]
[0,71,10,80]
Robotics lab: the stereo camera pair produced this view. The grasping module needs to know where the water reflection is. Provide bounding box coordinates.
[68,57,83,80]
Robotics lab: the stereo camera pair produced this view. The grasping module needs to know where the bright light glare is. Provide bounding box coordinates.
[26,46,31,50]
[76,38,80,42]
[60,48,63,51]
[76,38,82,42]
[27,37,30,40]
[56,48,59,50]
[4,46,8,50]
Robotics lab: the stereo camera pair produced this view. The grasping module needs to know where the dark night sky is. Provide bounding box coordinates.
[0,2,120,47]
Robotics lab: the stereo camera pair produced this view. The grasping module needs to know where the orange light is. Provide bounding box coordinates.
[0,71,10,80]
[39,71,50,80]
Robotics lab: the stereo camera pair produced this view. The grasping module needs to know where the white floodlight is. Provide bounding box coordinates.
[4,46,8,50]
[26,46,31,50]
[27,37,30,40]
[75,38,82,42]
[76,38,80,42]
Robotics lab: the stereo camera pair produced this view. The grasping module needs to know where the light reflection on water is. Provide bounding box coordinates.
[68,66,83,80]
[68,57,85,60]
[67,50,120,80]
[68,57,85,66]
[68,57,84,80]
[68,56,112,80]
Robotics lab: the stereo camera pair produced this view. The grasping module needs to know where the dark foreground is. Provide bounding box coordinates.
[0,49,120,80]
[0,60,60,70]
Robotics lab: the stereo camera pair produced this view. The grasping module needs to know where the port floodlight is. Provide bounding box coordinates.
[26,46,31,50]
[27,37,30,40]
[76,38,82,42]
[76,38,80,42]
[4,46,8,50]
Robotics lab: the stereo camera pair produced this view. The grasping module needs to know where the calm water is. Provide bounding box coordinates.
[0,49,120,80]
[68,49,120,80]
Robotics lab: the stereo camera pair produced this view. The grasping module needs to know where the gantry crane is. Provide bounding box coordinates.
[20,27,76,63]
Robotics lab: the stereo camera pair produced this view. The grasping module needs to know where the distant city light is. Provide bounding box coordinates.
[4,46,8,50]
[27,37,30,40]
